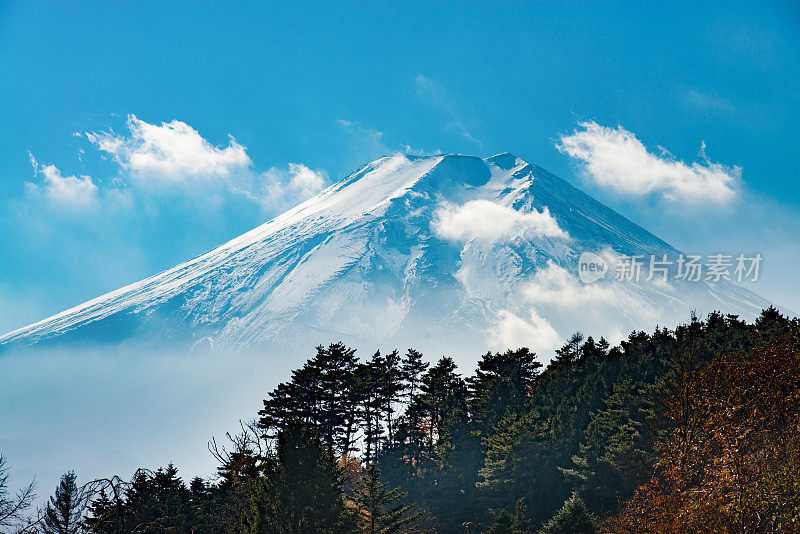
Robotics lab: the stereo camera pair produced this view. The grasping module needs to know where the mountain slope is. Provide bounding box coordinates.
[0,153,773,354]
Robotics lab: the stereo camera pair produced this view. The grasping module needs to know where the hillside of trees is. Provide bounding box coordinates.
[2,307,799,533]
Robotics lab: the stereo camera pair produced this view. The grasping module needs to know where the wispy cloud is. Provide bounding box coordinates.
[243,163,327,211]
[684,87,738,115]
[26,152,98,208]
[70,115,327,211]
[433,200,567,244]
[523,260,643,311]
[337,118,442,166]
[486,259,663,352]
[414,74,482,147]
[337,119,391,165]
[557,121,739,204]
[82,115,252,183]
[489,309,561,353]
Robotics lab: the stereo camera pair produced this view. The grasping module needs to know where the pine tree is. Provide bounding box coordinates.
[236,421,355,533]
[308,342,360,452]
[401,348,429,447]
[260,343,360,456]
[419,357,482,529]
[42,471,86,534]
[67,311,800,533]
[110,465,193,532]
[357,349,407,462]
[380,350,404,447]
[83,488,115,534]
[354,464,420,534]
[259,369,315,434]
[486,498,531,534]
[538,493,596,534]
[553,333,584,366]
[189,476,210,500]
[419,357,463,446]
[467,348,541,435]
[568,380,650,514]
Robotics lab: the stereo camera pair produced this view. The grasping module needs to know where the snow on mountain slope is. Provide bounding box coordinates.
[0,153,774,355]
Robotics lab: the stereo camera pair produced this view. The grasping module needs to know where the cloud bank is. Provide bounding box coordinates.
[83,115,251,183]
[26,153,98,208]
[433,200,567,244]
[557,121,739,203]
[251,163,328,210]
[487,260,664,355]
[489,309,561,354]
[31,115,327,212]
[523,260,642,310]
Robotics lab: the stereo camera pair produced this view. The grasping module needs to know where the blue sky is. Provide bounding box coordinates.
[1,0,799,332]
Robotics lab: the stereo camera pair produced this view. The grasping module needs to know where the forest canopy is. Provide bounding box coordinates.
[2,307,799,533]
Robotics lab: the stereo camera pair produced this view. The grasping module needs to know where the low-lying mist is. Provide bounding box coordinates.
[0,343,295,502]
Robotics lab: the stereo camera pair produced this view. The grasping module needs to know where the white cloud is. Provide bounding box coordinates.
[685,87,738,115]
[523,260,640,309]
[433,200,568,244]
[414,74,482,146]
[557,121,739,203]
[26,153,98,208]
[74,114,329,212]
[336,118,441,167]
[402,145,442,157]
[286,163,326,198]
[84,114,251,182]
[337,119,392,167]
[482,259,669,356]
[512,260,663,350]
[489,309,561,353]
[254,163,327,210]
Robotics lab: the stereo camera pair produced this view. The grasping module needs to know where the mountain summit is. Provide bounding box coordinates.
[0,153,772,355]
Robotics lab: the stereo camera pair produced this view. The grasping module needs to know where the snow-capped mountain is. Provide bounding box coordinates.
[0,153,773,355]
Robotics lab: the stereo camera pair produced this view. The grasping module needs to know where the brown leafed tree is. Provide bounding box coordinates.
[605,338,800,533]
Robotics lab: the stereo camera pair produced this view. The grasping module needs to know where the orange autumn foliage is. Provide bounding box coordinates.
[605,338,800,533]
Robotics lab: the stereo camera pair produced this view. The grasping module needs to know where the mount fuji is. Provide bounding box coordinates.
[0,153,773,356]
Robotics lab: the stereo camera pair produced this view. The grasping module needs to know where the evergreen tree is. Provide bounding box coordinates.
[380,350,404,447]
[42,471,86,534]
[754,305,791,338]
[353,464,420,534]
[110,464,194,532]
[537,493,595,534]
[419,357,462,446]
[259,368,315,434]
[358,352,388,464]
[486,499,531,534]
[83,489,116,534]
[308,342,361,452]
[235,421,355,533]
[567,380,651,514]
[421,357,482,530]
[260,343,360,455]
[401,348,429,448]
[553,333,584,366]
[70,310,800,533]
[467,348,541,436]
[188,476,211,500]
